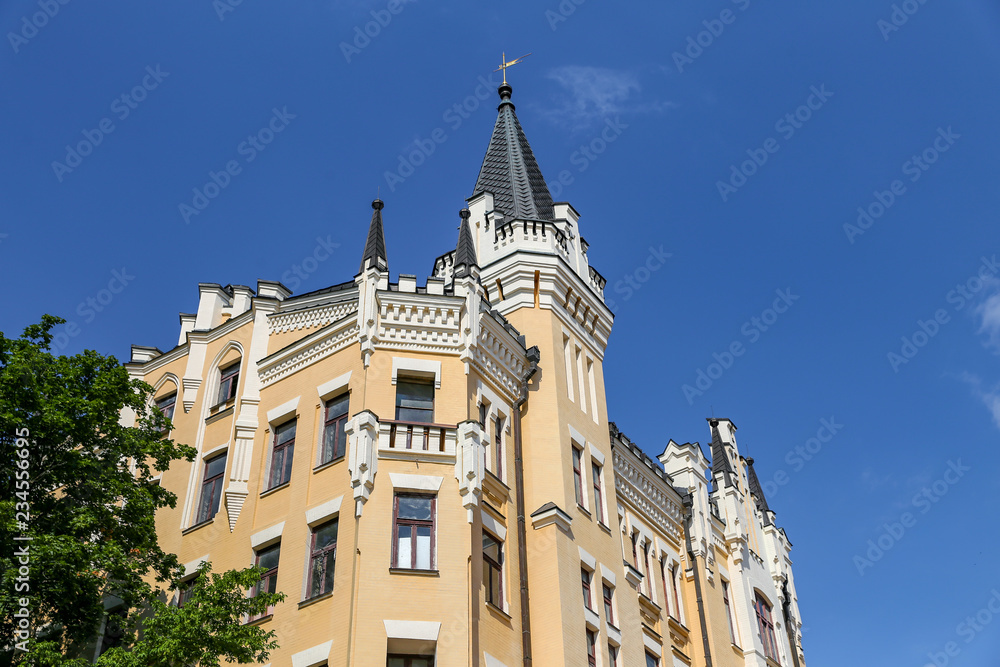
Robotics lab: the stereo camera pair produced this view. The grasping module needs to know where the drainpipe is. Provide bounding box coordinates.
[682,493,714,667]
[513,346,540,667]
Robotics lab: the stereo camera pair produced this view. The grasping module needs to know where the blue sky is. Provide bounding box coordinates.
[3,0,1000,663]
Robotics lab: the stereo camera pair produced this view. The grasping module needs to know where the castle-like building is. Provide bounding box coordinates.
[119,79,806,667]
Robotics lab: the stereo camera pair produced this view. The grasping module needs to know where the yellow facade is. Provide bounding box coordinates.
[120,82,806,667]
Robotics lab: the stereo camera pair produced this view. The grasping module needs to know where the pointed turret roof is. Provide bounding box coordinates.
[360,198,388,273]
[709,418,736,489]
[745,457,774,526]
[472,84,555,222]
[453,208,478,278]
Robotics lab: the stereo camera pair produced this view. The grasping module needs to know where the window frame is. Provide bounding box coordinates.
[307,518,339,599]
[723,580,738,645]
[645,651,660,667]
[249,543,280,620]
[394,378,435,423]
[581,567,593,610]
[586,628,597,667]
[493,415,504,479]
[608,643,619,667]
[592,461,604,524]
[669,562,681,620]
[196,452,227,524]
[603,583,615,626]
[155,392,176,433]
[572,446,585,507]
[392,493,436,571]
[755,592,780,661]
[267,419,296,490]
[482,531,503,609]
[320,393,350,465]
[217,360,240,406]
[386,656,434,667]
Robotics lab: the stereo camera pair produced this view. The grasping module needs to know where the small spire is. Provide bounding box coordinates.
[745,457,774,525]
[360,198,388,273]
[453,208,478,278]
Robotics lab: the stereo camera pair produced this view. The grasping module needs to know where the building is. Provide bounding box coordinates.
[119,77,807,667]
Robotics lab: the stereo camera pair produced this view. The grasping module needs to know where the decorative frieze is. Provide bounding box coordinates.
[258,321,359,387]
[613,449,684,545]
[268,301,357,334]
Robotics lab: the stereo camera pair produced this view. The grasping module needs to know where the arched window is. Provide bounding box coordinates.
[754,591,780,661]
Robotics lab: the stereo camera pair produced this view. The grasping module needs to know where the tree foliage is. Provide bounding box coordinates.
[1,317,283,665]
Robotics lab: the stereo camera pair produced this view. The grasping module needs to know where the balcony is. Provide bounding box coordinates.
[493,219,570,261]
[378,419,457,462]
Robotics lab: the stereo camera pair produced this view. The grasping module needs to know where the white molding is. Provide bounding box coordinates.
[389,473,443,492]
[266,396,300,424]
[182,554,209,577]
[305,495,343,527]
[483,653,509,667]
[258,318,359,387]
[531,505,572,533]
[599,563,617,587]
[391,357,442,388]
[482,512,506,541]
[578,546,597,571]
[269,300,356,335]
[290,640,333,667]
[383,619,441,641]
[202,443,229,460]
[590,445,606,466]
[643,632,662,657]
[584,605,600,631]
[317,371,352,399]
[250,522,284,549]
[568,423,586,447]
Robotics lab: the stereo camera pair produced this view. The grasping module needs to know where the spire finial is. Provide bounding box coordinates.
[494,51,532,86]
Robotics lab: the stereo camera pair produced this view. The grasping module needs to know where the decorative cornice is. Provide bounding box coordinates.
[613,448,684,545]
[258,318,359,387]
[268,301,357,335]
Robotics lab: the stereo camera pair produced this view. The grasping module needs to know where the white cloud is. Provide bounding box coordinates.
[539,66,672,131]
[975,277,1000,352]
[960,372,1000,431]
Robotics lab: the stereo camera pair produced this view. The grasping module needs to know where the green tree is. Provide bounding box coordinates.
[1,317,283,665]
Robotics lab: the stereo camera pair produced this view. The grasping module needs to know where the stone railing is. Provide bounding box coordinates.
[379,419,457,455]
[493,219,570,260]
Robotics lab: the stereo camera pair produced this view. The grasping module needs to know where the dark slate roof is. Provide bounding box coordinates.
[708,418,736,489]
[472,84,555,222]
[745,457,774,526]
[360,199,388,272]
[453,208,478,277]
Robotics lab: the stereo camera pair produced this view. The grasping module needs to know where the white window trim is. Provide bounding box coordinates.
[317,371,352,399]
[483,511,507,541]
[482,519,509,612]
[202,443,229,460]
[389,473,443,492]
[562,332,574,402]
[579,546,597,571]
[391,357,442,388]
[305,495,343,527]
[290,640,333,667]
[643,632,662,657]
[250,522,285,549]
[182,554,209,578]
[266,396,300,424]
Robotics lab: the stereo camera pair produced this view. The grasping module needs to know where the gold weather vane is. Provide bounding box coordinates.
[495,52,532,85]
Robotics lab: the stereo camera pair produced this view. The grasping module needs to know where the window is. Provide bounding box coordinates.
[572,447,585,507]
[250,543,280,619]
[494,415,504,478]
[755,593,780,661]
[97,607,127,657]
[155,392,176,433]
[592,462,604,523]
[645,652,660,667]
[395,379,434,423]
[393,494,434,570]
[608,644,619,667]
[321,394,349,464]
[669,563,681,619]
[586,629,597,667]
[483,532,503,608]
[177,576,197,607]
[723,580,738,645]
[196,453,226,524]
[217,361,240,405]
[308,519,338,598]
[478,402,487,429]
[581,568,593,610]
[603,583,615,626]
[563,334,574,401]
[630,532,639,570]
[268,420,295,490]
[642,543,653,598]
[387,657,433,667]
